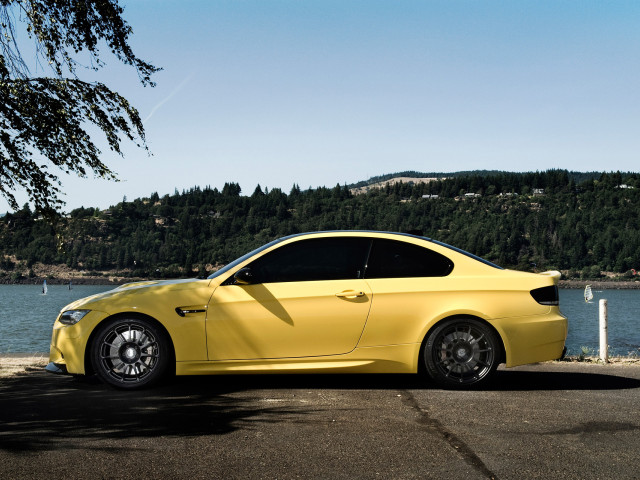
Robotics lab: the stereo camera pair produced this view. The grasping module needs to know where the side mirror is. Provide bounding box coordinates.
[233,267,254,285]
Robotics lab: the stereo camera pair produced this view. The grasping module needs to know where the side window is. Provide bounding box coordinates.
[365,239,453,278]
[247,237,371,283]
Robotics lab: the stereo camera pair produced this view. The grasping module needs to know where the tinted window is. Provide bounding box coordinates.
[365,239,453,278]
[247,237,371,283]
[429,239,503,269]
[208,237,287,280]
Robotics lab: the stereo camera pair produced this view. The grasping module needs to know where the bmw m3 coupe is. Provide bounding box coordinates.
[47,231,567,389]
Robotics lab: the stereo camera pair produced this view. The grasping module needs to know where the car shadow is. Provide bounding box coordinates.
[0,370,314,453]
[488,368,640,391]
[163,369,640,392]
[1,367,638,453]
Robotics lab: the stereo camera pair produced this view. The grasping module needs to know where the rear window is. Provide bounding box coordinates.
[365,239,453,278]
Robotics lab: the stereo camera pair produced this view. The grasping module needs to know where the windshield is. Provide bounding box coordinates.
[207,236,288,280]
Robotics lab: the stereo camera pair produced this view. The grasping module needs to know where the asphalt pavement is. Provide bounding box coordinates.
[1,362,639,479]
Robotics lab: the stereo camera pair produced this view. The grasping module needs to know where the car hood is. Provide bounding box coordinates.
[60,278,213,312]
[114,278,201,291]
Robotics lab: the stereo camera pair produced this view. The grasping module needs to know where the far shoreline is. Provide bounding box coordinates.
[0,277,132,286]
[2,277,640,289]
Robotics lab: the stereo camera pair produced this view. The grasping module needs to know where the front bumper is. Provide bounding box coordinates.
[49,309,111,375]
[45,362,68,374]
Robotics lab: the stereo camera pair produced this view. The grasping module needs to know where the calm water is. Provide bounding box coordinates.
[559,288,640,357]
[0,285,112,354]
[0,285,639,356]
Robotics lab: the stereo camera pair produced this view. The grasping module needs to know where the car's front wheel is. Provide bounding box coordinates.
[423,318,500,388]
[91,316,170,389]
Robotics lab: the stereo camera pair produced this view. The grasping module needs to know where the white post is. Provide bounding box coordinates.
[599,299,608,363]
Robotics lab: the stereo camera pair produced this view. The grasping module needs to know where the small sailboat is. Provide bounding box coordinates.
[584,284,593,303]
[42,279,48,295]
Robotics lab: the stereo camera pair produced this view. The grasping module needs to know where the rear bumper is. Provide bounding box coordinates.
[493,309,568,367]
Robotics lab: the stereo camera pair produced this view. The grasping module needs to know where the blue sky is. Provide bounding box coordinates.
[4,0,640,211]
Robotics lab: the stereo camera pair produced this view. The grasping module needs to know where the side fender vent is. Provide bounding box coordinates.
[175,306,207,317]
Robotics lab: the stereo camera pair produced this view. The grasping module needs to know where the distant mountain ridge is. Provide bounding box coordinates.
[348,170,605,189]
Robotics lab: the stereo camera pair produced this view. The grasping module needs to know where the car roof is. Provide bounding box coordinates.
[277,230,503,270]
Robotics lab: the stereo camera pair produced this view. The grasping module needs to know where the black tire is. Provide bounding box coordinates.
[91,316,170,389]
[423,318,500,388]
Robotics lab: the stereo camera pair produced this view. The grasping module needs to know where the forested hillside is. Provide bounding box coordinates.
[1,170,639,282]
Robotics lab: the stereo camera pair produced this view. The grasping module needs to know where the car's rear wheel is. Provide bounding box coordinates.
[91,317,169,389]
[423,318,500,388]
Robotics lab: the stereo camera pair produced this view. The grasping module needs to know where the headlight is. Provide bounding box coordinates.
[59,310,91,325]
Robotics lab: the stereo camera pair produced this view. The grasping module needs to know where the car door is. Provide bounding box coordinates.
[357,238,455,347]
[206,237,372,360]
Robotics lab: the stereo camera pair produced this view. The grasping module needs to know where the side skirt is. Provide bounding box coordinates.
[176,344,420,376]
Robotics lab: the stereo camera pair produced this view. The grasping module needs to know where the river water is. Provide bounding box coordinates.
[0,284,638,357]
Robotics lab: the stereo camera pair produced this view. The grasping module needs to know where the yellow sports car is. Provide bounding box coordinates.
[46,231,567,389]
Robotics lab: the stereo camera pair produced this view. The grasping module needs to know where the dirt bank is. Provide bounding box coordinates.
[559,279,640,289]
[0,354,48,378]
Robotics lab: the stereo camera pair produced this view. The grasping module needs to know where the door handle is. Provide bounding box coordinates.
[335,290,365,299]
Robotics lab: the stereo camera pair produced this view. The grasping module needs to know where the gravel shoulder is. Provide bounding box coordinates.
[0,354,48,378]
[2,354,638,379]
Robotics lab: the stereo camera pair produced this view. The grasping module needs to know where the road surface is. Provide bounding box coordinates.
[1,362,639,479]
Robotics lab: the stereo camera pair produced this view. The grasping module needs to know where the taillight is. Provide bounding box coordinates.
[530,285,559,305]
